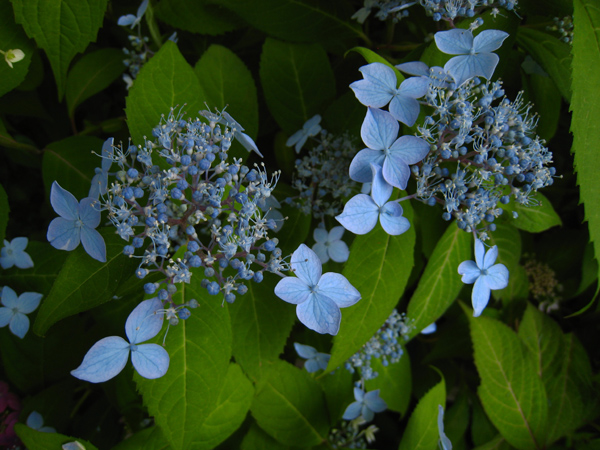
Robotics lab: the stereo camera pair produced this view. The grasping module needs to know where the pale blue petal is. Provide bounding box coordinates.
[13,246,34,269]
[286,129,304,148]
[236,131,264,157]
[313,227,328,244]
[275,277,311,305]
[71,336,130,383]
[380,202,410,235]
[395,61,429,77]
[304,358,321,373]
[434,29,473,55]
[473,30,509,53]
[328,240,349,263]
[398,76,429,98]
[312,243,329,264]
[131,343,170,379]
[382,151,411,190]
[474,239,485,268]
[89,173,105,199]
[328,226,345,241]
[359,63,397,91]
[421,322,437,334]
[390,135,430,165]
[343,401,362,420]
[482,245,498,269]
[9,312,30,338]
[317,272,361,308]
[47,217,80,251]
[294,342,317,359]
[354,387,364,402]
[370,163,393,207]
[438,405,453,450]
[364,390,387,412]
[361,108,399,151]
[10,237,28,252]
[350,79,394,108]
[100,138,114,172]
[117,14,136,26]
[296,294,341,335]
[303,115,322,135]
[315,353,330,370]
[1,286,18,308]
[17,292,42,314]
[290,244,322,286]
[445,53,499,86]
[472,277,491,317]
[336,194,379,235]
[389,95,421,127]
[362,405,375,422]
[125,298,164,344]
[349,148,385,183]
[79,198,101,228]
[458,260,480,284]
[50,182,80,221]
[136,0,149,19]
[0,307,13,327]
[27,411,44,430]
[80,226,106,263]
[485,264,509,290]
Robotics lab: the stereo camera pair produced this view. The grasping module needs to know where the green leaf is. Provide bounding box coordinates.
[229,274,297,381]
[472,434,512,450]
[250,360,329,447]
[33,230,139,336]
[194,44,258,139]
[487,223,527,302]
[66,48,125,118]
[155,0,241,35]
[327,200,415,372]
[15,425,98,450]
[346,47,404,83]
[126,40,206,146]
[10,0,108,99]
[0,0,33,98]
[501,192,562,233]
[406,223,472,338]
[521,72,561,141]
[275,201,312,257]
[192,363,254,449]
[571,0,600,297]
[260,38,335,134]
[241,423,292,450]
[42,135,104,200]
[317,365,354,424]
[135,272,232,450]
[0,183,8,243]
[397,378,446,450]
[211,0,363,44]
[364,347,412,416]
[467,308,548,450]
[112,427,170,450]
[516,27,572,102]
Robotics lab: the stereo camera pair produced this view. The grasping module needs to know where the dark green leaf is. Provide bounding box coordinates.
[251,360,329,447]
[522,72,561,141]
[517,27,572,102]
[126,40,206,146]
[112,427,170,450]
[15,425,98,450]
[327,200,415,371]
[194,44,258,139]
[397,378,446,450]
[33,230,139,336]
[241,423,292,450]
[66,48,125,117]
[155,0,241,35]
[42,135,104,200]
[229,274,296,381]
[467,307,547,450]
[501,192,562,233]
[571,0,600,296]
[260,38,335,134]
[317,365,354,424]
[406,223,472,338]
[0,0,33,97]
[323,91,365,136]
[135,272,232,450]
[10,0,108,98]
[364,347,411,416]
[487,223,527,302]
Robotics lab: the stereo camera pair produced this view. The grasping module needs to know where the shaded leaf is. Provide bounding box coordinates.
[15,425,98,450]
[155,0,241,35]
[501,192,561,233]
[364,347,412,416]
[112,426,170,450]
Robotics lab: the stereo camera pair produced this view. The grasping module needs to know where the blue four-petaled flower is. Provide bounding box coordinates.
[47,181,106,263]
[434,28,509,86]
[350,107,429,189]
[0,237,33,269]
[342,387,387,422]
[458,239,509,317]
[0,286,42,339]
[312,226,349,264]
[89,137,114,198]
[286,115,322,153]
[274,244,361,335]
[337,163,410,236]
[71,298,169,383]
[350,63,429,126]
[294,342,330,373]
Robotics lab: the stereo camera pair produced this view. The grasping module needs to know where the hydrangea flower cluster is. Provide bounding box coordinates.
[345,309,412,380]
[286,125,360,218]
[351,0,517,23]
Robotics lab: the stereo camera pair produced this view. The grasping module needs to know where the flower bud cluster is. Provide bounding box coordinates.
[287,130,360,218]
[122,35,150,88]
[413,76,555,237]
[344,310,412,380]
[547,16,574,44]
[93,108,288,313]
